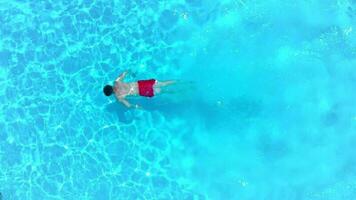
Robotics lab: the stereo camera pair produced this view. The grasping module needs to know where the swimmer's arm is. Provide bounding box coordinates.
[116,71,128,82]
[119,98,132,108]
[119,98,141,109]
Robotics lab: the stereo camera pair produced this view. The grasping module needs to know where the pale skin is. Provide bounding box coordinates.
[113,71,176,108]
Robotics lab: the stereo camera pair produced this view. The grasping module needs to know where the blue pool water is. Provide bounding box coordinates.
[1,0,356,199]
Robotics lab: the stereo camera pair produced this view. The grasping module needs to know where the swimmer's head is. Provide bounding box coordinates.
[103,85,113,96]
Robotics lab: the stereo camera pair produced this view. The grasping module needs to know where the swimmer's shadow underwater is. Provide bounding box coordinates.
[106,91,262,128]
[105,96,196,122]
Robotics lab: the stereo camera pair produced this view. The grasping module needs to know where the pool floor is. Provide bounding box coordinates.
[1,0,356,199]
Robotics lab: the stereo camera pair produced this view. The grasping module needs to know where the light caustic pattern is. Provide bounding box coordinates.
[0,0,203,199]
[1,0,356,199]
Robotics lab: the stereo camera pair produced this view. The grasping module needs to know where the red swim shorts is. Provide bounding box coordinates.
[137,79,156,97]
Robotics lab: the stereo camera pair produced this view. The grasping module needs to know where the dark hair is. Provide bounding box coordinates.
[103,85,113,96]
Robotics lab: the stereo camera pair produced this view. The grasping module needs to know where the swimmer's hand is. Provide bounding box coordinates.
[127,69,137,78]
[126,104,142,109]
[120,99,142,109]
[116,71,129,82]
[134,104,142,109]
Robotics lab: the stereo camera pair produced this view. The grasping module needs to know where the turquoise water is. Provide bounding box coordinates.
[1,0,356,199]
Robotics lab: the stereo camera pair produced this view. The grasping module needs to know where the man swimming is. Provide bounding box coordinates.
[103,71,175,108]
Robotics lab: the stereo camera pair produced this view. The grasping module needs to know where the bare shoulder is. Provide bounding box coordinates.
[113,81,123,95]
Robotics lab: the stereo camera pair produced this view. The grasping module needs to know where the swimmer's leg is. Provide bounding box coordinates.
[154,80,175,95]
[155,80,176,87]
[154,80,195,95]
